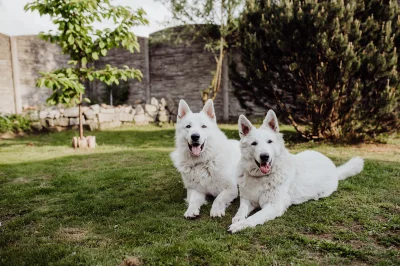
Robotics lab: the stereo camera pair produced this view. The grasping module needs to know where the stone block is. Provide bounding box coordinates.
[160,97,167,107]
[151,97,159,106]
[99,120,122,130]
[90,104,101,114]
[97,113,115,123]
[47,110,60,119]
[145,104,158,116]
[134,114,149,125]
[27,111,39,121]
[119,112,134,122]
[135,104,145,115]
[69,117,80,126]
[145,113,155,122]
[39,111,48,119]
[158,115,170,122]
[58,117,69,127]
[84,109,96,119]
[124,106,132,113]
[64,107,79,117]
[131,109,136,116]
[100,107,115,114]
[87,122,99,131]
[46,119,57,127]
[31,121,42,131]
[40,118,47,127]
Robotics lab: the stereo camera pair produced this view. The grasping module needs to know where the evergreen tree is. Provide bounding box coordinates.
[232,0,399,141]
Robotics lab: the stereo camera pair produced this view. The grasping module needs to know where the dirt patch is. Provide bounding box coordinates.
[120,257,142,266]
[11,177,30,184]
[56,227,88,241]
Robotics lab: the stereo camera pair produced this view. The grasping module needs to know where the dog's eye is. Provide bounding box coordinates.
[251,141,257,146]
[202,125,207,128]
[268,140,273,143]
[186,125,191,129]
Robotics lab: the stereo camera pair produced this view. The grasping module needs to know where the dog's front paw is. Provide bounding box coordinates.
[232,215,245,224]
[184,208,200,219]
[210,206,226,218]
[228,220,252,233]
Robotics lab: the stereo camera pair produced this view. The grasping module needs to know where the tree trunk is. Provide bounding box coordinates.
[79,92,83,139]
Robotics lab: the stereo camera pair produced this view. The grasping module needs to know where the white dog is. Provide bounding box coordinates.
[170,99,241,218]
[228,110,364,233]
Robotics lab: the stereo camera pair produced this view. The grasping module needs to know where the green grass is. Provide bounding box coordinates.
[0,125,399,265]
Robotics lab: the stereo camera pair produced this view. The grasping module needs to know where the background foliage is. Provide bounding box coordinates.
[232,0,400,141]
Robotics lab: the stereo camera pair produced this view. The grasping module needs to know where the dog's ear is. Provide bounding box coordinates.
[238,115,253,138]
[177,100,192,122]
[202,99,216,122]
[262,110,279,133]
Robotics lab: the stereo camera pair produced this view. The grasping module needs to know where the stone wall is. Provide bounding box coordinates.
[90,37,149,105]
[15,36,70,108]
[0,33,15,114]
[26,97,174,132]
[0,28,266,120]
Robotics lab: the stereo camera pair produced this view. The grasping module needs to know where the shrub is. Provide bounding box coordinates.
[0,114,31,133]
[232,0,400,141]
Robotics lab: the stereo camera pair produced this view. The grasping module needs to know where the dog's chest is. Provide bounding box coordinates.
[180,161,222,195]
[239,174,279,206]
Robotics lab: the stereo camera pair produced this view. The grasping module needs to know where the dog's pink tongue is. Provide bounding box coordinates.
[260,163,270,174]
[191,146,202,156]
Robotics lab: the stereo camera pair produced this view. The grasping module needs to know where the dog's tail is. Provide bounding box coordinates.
[337,157,364,181]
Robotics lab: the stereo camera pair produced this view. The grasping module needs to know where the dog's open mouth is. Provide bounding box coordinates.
[255,160,272,175]
[188,142,205,156]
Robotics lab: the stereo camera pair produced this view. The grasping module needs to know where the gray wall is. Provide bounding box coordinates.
[0,30,263,120]
[0,33,16,114]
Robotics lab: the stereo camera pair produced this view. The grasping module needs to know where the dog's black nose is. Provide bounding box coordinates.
[260,153,269,162]
[191,133,200,142]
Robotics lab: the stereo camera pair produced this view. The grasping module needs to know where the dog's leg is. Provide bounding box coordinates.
[232,197,255,223]
[210,186,238,218]
[228,201,287,233]
[184,189,206,218]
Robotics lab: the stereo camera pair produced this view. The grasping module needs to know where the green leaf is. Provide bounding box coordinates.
[101,49,107,56]
[92,52,99,60]
[82,57,87,66]
[83,98,91,103]
[99,41,105,49]
[68,34,74,45]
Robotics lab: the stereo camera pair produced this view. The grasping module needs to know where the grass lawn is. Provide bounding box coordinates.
[0,125,399,265]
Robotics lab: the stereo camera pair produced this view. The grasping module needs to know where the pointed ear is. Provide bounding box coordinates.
[238,115,253,138]
[177,100,192,122]
[202,99,216,122]
[263,110,279,132]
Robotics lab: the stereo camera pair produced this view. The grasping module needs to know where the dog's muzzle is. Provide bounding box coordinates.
[255,159,272,175]
[188,141,205,157]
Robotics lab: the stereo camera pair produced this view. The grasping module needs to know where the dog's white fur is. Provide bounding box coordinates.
[229,110,364,233]
[171,99,241,218]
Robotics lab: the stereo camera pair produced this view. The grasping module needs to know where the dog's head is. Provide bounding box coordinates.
[175,99,217,157]
[238,110,283,175]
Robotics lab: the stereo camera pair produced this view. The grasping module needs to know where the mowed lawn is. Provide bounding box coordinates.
[0,125,399,265]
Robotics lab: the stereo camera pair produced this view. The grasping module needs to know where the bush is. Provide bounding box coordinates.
[0,114,31,134]
[232,0,400,141]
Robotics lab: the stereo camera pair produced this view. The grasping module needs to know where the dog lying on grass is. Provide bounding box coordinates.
[171,99,241,218]
[229,110,364,233]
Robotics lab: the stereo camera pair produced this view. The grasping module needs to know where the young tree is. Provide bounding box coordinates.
[157,0,244,104]
[25,0,148,147]
[232,0,400,141]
